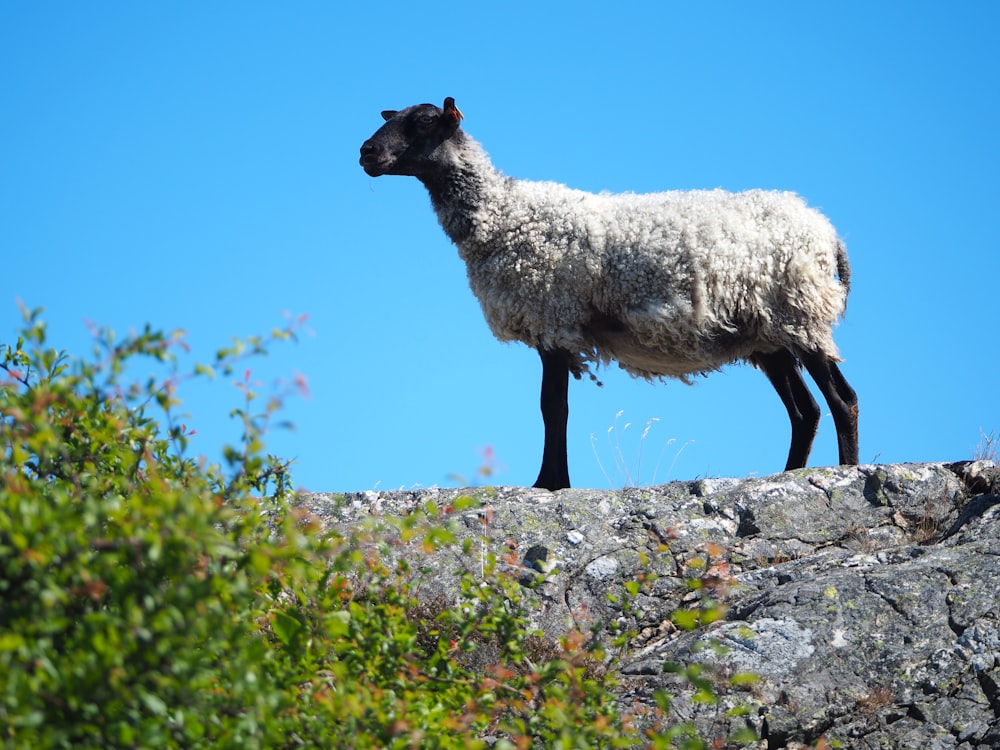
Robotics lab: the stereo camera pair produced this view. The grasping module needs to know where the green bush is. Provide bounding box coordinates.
[0,306,746,749]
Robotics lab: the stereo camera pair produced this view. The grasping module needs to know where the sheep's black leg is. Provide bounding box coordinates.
[799,351,860,466]
[753,350,821,470]
[533,348,571,490]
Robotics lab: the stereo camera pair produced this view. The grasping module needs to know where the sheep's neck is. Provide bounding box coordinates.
[418,147,503,249]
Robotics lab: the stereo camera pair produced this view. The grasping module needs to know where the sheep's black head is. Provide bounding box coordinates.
[360,97,464,178]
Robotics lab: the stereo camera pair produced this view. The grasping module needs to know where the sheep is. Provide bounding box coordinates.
[359,97,859,491]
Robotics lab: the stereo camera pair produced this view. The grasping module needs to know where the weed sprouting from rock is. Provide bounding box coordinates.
[591,410,694,489]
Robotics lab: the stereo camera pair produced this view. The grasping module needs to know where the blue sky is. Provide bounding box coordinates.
[3,3,998,492]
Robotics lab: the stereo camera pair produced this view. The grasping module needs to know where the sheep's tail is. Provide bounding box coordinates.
[836,241,852,312]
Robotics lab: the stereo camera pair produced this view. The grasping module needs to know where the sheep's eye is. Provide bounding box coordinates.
[417,114,437,127]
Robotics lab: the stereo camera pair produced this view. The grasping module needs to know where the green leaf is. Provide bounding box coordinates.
[451,495,477,512]
[671,609,700,630]
[140,690,168,716]
[0,632,25,651]
[248,549,271,576]
[326,610,351,637]
[729,672,760,687]
[271,608,304,649]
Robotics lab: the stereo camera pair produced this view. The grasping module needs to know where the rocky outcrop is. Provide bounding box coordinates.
[295,461,1000,748]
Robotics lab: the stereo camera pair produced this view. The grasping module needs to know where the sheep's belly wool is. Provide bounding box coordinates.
[457,179,846,381]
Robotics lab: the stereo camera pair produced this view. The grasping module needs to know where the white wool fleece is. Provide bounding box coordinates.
[436,138,847,381]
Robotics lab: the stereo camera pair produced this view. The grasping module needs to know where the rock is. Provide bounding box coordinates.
[293,461,1000,748]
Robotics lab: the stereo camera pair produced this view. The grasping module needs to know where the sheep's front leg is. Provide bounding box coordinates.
[533,348,571,490]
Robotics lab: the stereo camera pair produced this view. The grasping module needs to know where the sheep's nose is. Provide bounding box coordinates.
[359,142,380,166]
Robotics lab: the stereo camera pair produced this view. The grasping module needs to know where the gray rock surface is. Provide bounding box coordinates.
[294,461,1000,748]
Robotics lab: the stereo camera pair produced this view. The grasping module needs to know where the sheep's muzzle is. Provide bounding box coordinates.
[359,142,389,177]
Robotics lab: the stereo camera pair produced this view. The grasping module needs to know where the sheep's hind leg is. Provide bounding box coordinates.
[799,350,860,466]
[533,348,571,490]
[752,349,821,470]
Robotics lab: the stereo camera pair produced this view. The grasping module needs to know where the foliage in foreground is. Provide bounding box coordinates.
[0,307,745,748]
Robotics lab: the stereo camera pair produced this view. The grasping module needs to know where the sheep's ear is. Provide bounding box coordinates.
[380,110,397,122]
[442,97,464,124]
